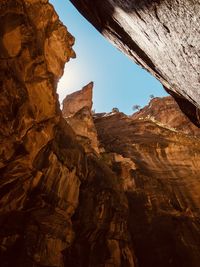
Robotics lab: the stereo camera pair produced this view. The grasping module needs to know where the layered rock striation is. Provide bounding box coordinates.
[132,96,200,136]
[94,107,200,267]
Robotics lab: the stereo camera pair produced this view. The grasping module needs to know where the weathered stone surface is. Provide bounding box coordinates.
[94,108,200,267]
[0,1,84,266]
[62,82,93,117]
[63,83,100,154]
[1,1,200,267]
[132,96,200,136]
[70,0,200,125]
[65,155,137,267]
[0,3,136,266]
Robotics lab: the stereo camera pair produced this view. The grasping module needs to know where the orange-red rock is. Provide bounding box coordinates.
[62,83,100,154]
[62,82,93,117]
[132,96,200,136]
[1,1,200,267]
[94,106,200,267]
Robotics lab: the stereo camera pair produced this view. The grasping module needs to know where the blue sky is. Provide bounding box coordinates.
[50,0,167,114]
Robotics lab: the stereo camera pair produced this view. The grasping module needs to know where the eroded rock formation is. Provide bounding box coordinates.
[0,2,136,266]
[1,1,200,267]
[62,82,100,154]
[0,1,84,266]
[132,96,200,136]
[94,107,200,267]
[70,0,200,125]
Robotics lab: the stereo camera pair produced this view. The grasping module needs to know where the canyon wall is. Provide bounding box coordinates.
[131,96,200,136]
[70,0,200,125]
[94,104,200,267]
[0,1,84,266]
[1,1,200,267]
[0,2,136,266]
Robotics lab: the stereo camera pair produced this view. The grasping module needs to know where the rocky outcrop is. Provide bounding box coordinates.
[1,1,200,267]
[0,3,136,266]
[62,82,100,154]
[132,96,200,136]
[62,82,93,117]
[94,110,200,267]
[0,1,85,266]
[70,0,200,125]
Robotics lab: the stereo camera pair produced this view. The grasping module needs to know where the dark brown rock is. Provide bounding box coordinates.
[70,0,200,125]
[1,1,200,267]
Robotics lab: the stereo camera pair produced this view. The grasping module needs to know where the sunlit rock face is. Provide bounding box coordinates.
[1,1,200,267]
[94,108,200,267]
[132,96,200,136]
[0,1,85,266]
[62,82,100,154]
[0,3,136,266]
[70,0,200,125]
[62,82,93,117]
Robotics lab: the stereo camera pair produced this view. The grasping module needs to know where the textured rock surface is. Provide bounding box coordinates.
[1,1,200,267]
[65,154,137,267]
[70,0,200,125]
[62,83,100,154]
[0,1,84,266]
[62,82,93,117]
[0,3,136,266]
[132,96,200,136]
[94,110,200,267]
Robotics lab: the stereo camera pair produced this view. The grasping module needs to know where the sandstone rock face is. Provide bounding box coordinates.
[62,83,100,154]
[132,96,200,136]
[0,1,85,266]
[1,1,200,267]
[65,154,137,267]
[94,110,200,267]
[0,3,136,266]
[62,82,93,117]
[70,0,200,125]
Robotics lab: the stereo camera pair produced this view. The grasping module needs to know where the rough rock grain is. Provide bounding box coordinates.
[70,0,200,125]
[94,109,200,267]
[0,2,136,266]
[132,96,200,136]
[62,82,93,117]
[63,83,100,154]
[0,1,83,266]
